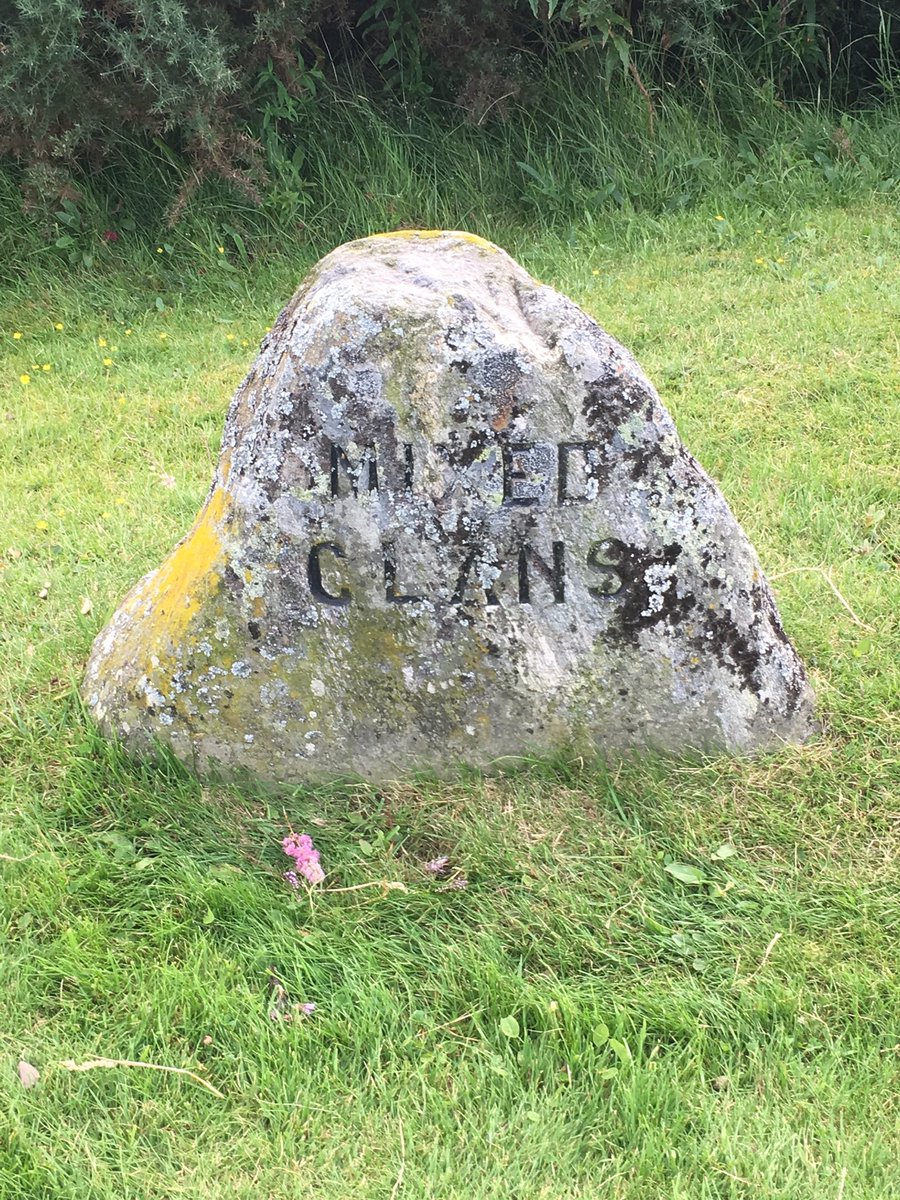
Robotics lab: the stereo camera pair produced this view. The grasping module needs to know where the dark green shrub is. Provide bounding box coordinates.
[0,0,896,214]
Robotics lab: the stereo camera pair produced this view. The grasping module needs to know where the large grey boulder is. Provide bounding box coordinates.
[83,230,815,781]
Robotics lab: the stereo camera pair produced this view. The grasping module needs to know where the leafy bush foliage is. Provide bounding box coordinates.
[0,0,897,212]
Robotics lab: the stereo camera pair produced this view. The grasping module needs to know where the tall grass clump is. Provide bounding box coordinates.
[1,44,897,297]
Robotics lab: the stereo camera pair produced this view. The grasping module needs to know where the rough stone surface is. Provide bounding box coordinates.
[83,230,816,781]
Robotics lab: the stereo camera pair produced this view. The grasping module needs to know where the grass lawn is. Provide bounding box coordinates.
[1,204,898,1198]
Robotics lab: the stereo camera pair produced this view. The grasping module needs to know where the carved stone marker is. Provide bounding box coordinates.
[84,231,815,781]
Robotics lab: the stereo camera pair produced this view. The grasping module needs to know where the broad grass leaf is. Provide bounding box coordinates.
[665,862,705,885]
[499,1015,520,1039]
[608,1038,632,1064]
[96,831,136,861]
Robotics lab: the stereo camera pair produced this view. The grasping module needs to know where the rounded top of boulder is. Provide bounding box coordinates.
[83,229,815,783]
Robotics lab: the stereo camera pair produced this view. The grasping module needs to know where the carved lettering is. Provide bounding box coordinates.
[558,441,601,503]
[319,438,614,506]
[502,441,555,506]
[305,433,641,613]
[308,542,352,606]
[586,539,625,598]
[451,548,500,606]
[518,542,565,604]
[330,442,379,498]
[384,550,421,604]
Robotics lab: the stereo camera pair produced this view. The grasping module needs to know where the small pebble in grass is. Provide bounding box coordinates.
[424,855,450,875]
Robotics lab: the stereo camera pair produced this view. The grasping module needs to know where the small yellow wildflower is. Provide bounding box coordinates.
[241,339,249,347]
[714,214,725,221]
[98,337,107,347]
[776,257,785,264]
[35,519,49,531]
[114,495,126,506]
[117,395,126,406]
[156,247,164,254]
[125,329,133,335]
[42,363,51,372]
[101,511,111,519]
[159,332,168,341]
[54,322,64,331]
[55,508,66,518]
[591,269,600,275]
[264,326,272,333]
[225,333,236,341]
[217,246,225,254]
[19,373,30,385]
[103,357,113,367]
[755,257,766,265]
[13,331,23,340]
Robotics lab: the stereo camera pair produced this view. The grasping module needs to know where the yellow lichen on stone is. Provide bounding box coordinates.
[367,230,499,252]
[129,486,229,646]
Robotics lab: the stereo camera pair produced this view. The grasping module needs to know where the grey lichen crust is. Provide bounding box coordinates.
[83,230,816,782]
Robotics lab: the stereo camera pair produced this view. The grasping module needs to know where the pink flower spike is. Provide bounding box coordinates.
[282,832,325,885]
[102,230,120,242]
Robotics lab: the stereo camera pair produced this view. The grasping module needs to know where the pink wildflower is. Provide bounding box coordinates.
[282,832,325,885]
[424,855,450,875]
[102,230,120,242]
[300,1002,316,1016]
